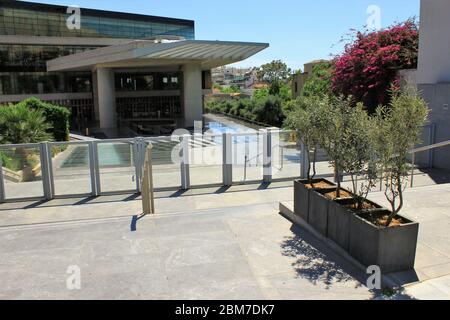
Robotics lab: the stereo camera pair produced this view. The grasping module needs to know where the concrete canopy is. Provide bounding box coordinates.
[46,40,269,72]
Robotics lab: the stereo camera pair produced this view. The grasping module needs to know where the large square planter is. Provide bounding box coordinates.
[328,198,383,252]
[293,179,335,223]
[348,210,419,273]
[309,187,353,237]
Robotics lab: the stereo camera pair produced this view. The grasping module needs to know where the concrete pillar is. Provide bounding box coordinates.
[182,64,203,128]
[95,67,117,129]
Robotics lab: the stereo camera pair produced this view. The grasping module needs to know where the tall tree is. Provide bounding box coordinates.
[256,60,292,83]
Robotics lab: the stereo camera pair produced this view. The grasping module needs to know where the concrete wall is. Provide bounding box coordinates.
[414,0,450,170]
[418,83,450,169]
[417,0,450,84]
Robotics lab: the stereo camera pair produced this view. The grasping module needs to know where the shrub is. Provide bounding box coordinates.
[253,95,285,127]
[206,95,286,127]
[332,19,419,112]
[0,104,53,144]
[0,104,54,181]
[16,98,71,141]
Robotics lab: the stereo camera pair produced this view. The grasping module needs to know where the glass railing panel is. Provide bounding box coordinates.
[271,131,301,180]
[97,141,137,193]
[189,134,223,186]
[0,144,44,199]
[50,142,92,196]
[146,136,182,189]
[232,132,263,183]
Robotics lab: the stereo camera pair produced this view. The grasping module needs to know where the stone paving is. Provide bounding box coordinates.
[0,202,375,300]
[0,182,449,300]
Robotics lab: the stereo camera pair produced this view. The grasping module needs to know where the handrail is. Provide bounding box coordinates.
[409,139,450,188]
[410,139,450,154]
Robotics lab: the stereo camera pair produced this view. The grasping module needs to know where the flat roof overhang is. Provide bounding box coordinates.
[47,40,269,72]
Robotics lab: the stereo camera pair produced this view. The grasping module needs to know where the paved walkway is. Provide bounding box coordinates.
[0,182,449,299]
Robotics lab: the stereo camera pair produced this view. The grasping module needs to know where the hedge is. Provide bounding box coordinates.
[15,98,71,141]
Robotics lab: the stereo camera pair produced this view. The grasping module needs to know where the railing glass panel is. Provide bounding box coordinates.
[232,132,263,183]
[145,136,182,189]
[189,134,223,186]
[0,144,44,199]
[271,131,301,180]
[97,141,137,193]
[50,142,93,196]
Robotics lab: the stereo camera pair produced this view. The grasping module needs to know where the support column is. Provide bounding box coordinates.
[182,64,203,128]
[95,67,117,129]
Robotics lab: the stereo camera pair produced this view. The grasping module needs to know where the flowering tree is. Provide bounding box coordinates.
[332,19,419,112]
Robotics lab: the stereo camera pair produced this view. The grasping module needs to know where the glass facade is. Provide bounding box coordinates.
[0,71,92,95]
[0,2,195,40]
[0,1,196,131]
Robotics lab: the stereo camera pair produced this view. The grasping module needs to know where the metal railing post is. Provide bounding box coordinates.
[92,141,101,196]
[263,129,272,182]
[222,133,232,186]
[0,157,5,203]
[46,142,55,198]
[429,123,437,168]
[88,141,98,197]
[410,152,415,188]
[39,142,53,200]
[181,134,191,190]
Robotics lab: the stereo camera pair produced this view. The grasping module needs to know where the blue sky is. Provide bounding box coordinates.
[27,0,420,70]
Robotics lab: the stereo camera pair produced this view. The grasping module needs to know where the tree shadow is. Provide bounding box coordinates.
[280,223,417,299]
[280,224,364,290]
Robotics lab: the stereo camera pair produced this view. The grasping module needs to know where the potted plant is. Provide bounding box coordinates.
[348,88,429,273]
[307,96,355,236]
[285,96,335,222]
[327,102,381,249]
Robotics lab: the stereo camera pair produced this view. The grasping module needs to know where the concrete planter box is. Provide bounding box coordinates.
[349,210,419,273]
[328,198,383,252]
[293,179,335,223]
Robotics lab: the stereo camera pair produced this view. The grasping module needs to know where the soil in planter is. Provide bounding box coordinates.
[323,189,353,200]
[305,180,335,190]
[359,211,406,228]
[346,201,379,210]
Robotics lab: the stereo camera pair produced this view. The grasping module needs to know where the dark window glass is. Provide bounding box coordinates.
[0,72,92,95]
[0,7,194,40]
[115,72,181,91]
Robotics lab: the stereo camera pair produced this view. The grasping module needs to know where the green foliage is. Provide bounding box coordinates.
[284,87,429,223]
[284,95,329,181]
[374,88,429,225]
[256,60,292,83]
[0,103,53,144]
[338,102,378,206]
[15,98,70,141]
[220,85,241,94]
[301,61,334,98]
[206,94,286,127]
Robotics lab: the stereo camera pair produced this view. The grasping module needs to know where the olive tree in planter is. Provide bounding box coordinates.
[348,88,429,273]
[285,96,335,222]
[306,96,359,235]
[327,102,381,250]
